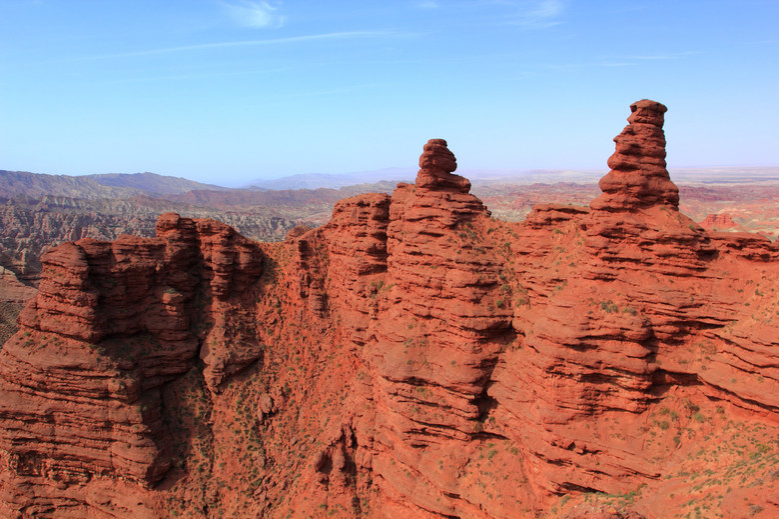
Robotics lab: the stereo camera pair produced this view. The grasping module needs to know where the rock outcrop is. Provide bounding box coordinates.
[0,267,36,304]
[0,215,265,517]
[0,102,777,519]
[699,212,739,231]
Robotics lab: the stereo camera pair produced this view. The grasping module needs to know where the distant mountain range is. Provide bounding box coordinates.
[0,170,227,199]
[5,166,779,199]
[242,168,607,190]
[243,168,416,190]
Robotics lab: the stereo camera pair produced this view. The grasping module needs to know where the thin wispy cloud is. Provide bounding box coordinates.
[264,82,391,102]
[598,62,632,68]
[547,51,699,70]
[506,0,566,28]
[530,0,564,18]
[96,65,302,85]
[416,1,439,8]
[629,51,699,60]
[748,38,778,45]
[75,31,403,61]
[222,0,286,29]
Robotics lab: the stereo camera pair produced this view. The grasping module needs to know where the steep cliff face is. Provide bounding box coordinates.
[1,102,777,519]
[0,215,265,517]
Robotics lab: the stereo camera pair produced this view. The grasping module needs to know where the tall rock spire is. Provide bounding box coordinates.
[590,99,680,211]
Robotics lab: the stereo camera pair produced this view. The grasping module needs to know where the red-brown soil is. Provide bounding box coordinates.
[0,101,777,519]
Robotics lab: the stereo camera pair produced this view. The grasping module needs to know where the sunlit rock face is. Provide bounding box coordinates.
[0,102,777,519]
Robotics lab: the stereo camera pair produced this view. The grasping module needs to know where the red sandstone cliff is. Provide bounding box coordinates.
[0,101,777,519]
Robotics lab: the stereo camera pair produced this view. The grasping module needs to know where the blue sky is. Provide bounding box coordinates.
[1,0,777,185]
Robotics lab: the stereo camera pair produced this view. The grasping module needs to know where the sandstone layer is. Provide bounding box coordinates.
[0,102,777,519]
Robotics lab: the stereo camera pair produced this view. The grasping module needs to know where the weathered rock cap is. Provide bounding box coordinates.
[628,99,667,126]
[419,138,457,173]
[416,139,471,193]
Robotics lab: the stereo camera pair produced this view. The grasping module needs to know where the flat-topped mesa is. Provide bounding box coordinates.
[415,138,471,193]
[590,100,680,212]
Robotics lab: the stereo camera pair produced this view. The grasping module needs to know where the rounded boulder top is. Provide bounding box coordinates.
[419,138,457,173]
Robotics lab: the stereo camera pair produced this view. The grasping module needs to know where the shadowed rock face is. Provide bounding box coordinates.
[0,102,778,519]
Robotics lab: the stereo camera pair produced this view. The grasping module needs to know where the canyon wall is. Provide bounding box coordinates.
[0,101,777,518]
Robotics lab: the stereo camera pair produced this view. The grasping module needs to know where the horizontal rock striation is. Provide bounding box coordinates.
[1,104,777,519]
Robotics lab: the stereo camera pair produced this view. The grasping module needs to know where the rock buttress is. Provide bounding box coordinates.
[0,214,265,517]
[357,139,528,517]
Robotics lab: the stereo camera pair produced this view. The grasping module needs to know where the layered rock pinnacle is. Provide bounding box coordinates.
[590,99,680,211]
[415,138,471,193]
[582,100,716,280]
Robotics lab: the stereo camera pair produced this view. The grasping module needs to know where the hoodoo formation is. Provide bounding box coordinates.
[591,100,679,211]
[0,101,777,518]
